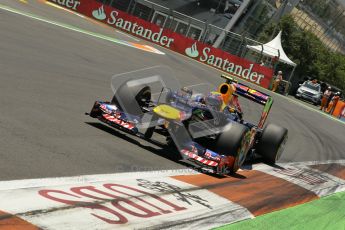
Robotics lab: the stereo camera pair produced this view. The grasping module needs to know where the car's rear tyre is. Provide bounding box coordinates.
[256,124,288,164]
[111,83,151,116]
[215,123,250,174]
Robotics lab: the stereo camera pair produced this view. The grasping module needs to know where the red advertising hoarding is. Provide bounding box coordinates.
[49,0,274,88]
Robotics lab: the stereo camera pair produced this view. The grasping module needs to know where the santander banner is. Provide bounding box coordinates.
[49,0,274,88]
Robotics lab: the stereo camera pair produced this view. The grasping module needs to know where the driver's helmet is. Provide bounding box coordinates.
[191,93,205,103]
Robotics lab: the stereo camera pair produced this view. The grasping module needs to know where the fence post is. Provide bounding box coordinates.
[201,23,209,43]
[237,35,245,57]
[127,0,134,13]
[186,18,191,38]
[130,0,137,15]
[220,30,227,50]
[168,10,174,31]
[148,4,154,21]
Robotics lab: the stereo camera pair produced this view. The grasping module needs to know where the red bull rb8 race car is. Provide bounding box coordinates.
[87,70,288,175]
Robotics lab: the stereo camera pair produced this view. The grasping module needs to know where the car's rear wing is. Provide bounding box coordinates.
[221,74,270,106]
[221,74,273,128]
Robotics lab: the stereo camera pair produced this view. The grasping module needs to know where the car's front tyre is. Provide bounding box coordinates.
[215,122,250,174]
[111,84,151,116]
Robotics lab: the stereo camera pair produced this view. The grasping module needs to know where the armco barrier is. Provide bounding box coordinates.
[48,0,274,88]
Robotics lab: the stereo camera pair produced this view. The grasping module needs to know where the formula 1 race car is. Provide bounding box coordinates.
[87,71,288,175]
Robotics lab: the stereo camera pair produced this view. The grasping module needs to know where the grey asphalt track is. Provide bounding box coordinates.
[0,0,344,180]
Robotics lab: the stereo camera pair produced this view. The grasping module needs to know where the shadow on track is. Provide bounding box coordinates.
[85,122,182,163]
[86,122,261,179]
[242,159,286,171]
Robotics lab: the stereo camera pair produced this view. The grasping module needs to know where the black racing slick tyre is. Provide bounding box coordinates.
[256,124,288,164]
[111,84,151,116]
[215,123,250,174]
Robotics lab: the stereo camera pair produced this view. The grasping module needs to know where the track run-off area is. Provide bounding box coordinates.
[0,0,345,229]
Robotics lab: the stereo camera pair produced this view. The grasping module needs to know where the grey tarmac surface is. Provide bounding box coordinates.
[0,0,344,181]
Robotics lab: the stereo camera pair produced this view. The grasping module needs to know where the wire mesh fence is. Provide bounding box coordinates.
[293,3,345,54]
[95,0,271,63]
